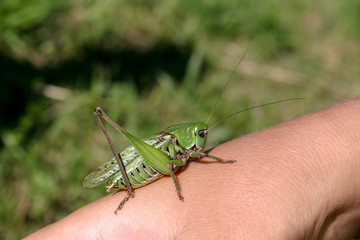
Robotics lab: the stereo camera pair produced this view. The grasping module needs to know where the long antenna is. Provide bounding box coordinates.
[205,49,248,124]
[207,98,305,131]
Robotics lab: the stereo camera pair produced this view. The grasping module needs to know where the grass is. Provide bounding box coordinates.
[1,0,360,238]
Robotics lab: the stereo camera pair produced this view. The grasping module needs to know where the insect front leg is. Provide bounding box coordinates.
[191,152,236,163]
[94,108,134,213]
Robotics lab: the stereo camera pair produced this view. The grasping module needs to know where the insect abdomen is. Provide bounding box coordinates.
[109,134,174,189]
[110,155,162,189]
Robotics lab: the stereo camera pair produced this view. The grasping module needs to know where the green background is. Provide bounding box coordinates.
[1,0,360,238]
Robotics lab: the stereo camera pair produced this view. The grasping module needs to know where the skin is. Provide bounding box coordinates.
[24,97,360,239]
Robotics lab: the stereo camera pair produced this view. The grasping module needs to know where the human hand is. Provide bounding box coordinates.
[25,97,360,239]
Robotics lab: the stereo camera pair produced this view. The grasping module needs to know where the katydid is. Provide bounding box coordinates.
[83,52,302,214]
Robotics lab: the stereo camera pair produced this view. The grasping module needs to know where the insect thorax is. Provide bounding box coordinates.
[164,122,208,150]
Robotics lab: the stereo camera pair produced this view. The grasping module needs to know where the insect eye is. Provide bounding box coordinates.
[198,129,207,138]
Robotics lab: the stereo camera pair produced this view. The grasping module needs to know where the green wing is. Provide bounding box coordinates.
[121,129,171,175]
[83,132,170,188]
[83,159,119,188]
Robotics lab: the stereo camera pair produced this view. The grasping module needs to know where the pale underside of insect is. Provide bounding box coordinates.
[82,50,302,214]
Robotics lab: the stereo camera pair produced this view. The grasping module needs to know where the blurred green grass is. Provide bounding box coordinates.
[1,0,360,238]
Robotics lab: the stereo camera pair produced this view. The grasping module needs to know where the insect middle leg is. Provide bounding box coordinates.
[166,159,186,201]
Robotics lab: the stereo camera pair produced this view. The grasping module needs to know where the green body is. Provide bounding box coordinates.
[82,53,290,213]
[83,122,209,191]
[83,96,300,214]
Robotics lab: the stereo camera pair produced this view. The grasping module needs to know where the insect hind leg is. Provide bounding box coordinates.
[114,189,134,214]
[94,107,134,213]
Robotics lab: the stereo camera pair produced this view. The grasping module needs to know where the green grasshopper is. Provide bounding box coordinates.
[83,53,301,214]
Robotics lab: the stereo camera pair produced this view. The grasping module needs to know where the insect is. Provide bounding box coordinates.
[83,52,302,214]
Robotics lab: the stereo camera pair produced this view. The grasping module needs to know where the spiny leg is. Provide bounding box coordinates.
[94,108,134,212]
[107,179,133,214]
[167,159,186,201]
[206,153,236,163]
[114,189,132,214]
[192,152,236,163]
[95,107,127,135]
[113,153,134,214]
